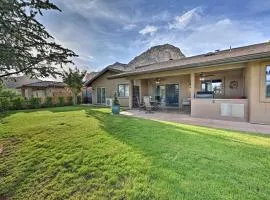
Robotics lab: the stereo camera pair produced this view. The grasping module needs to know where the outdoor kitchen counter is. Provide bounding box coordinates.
[191,98,249,122]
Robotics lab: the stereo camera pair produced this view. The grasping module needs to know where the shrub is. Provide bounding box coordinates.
[113,93,120,105]
[67,96,73,105]
[43,97,53,107]
[57,96,65,107]
[77,96,82,104]
[28,97,41,109]
[11,97,25,110]
[0,84,21,112]
[0,88,19,98]
[0,97,11,112]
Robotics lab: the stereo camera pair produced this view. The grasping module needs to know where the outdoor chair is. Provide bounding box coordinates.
[143,96,154,113]
[136,96,145,111]
[181,98,191,113]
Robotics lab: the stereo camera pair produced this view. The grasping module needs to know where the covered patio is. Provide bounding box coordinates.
[121,109,270,134]
[128,64,249,122]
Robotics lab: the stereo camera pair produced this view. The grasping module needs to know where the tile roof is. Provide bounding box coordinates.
[84,62,128,86]
[3,75,41,89]
[19,81,66,88]
[108,42,270,79]
[107,62,129,71]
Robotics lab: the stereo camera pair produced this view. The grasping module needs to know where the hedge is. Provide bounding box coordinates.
[0,96,83,112]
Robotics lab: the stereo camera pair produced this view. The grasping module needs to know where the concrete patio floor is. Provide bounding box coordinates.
[121,109,270,135]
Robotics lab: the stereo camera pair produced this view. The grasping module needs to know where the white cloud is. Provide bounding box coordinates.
[89,55,94,60]
[169,7,202,29]
[151,10,171,22]
[79,54,95,62]
[135,17,268,56]
[42,1,270,76]
[59,0,143,25]
[216,18,232,26]
[247,0,270,13]
[139,25,158,35]
[123,24,137,30]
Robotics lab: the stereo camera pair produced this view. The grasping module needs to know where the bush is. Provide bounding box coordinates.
[77,96,82,104]
[29,97,41,109]
[113,93,120,105]
[0,88,19,98]
[0,97,11,112]
[57,96,65,107]
[11,97,25,110]
[0,84,21,112]
[67,96,73,105]
[43,97,53,107]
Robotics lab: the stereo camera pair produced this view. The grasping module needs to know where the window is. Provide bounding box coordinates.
[266,66,270,97]
[97,88,106,104]
[201,79,223,95]
[165,84,179,107]
[97,88,101,103]
[118,84,129,97]
[212,79,223,95]
[155,85,165,102]
[201,81,212,92]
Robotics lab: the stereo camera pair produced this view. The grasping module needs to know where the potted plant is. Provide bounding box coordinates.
[112,93,120,114]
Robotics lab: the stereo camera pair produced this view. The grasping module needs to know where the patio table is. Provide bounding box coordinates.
[150,101,161,110]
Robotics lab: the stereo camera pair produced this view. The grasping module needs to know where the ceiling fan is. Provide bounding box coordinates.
[199,72,215,81]
[155,77,166,84]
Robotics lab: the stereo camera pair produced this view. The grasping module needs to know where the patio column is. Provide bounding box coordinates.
[129,80,134,109]
[190,73,195,99]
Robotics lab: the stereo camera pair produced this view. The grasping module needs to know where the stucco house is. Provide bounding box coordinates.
[82,72,99,104]
[86,62,133,106]
[2,75,41,94]
[86,42,270,125]
[18,81,72,104]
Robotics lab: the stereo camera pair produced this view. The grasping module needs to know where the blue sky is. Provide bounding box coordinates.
[40,0,270,72]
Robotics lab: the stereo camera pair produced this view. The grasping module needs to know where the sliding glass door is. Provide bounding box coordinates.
[156,85,166,106]
[155,84,179,107]
[165,84,179,107]
[97,87,105,104]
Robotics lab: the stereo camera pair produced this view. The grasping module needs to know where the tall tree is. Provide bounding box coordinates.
[0,0,77,79]
[62,68,86,105]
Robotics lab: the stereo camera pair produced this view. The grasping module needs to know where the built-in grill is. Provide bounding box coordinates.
[196,91,214,99]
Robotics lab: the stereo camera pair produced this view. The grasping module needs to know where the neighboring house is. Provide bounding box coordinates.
[82,72,98,104]
[2,75,41,93]
[86,42,270,125]
[18,81,72,104]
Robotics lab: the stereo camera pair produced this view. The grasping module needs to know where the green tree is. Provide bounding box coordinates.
[0,82,19,98]
[62,68,86,105]
[0,0,77,79]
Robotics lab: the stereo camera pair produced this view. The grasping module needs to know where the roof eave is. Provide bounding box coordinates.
[108,52,270,79]
[84,67,123,87]
[18,85,65,89]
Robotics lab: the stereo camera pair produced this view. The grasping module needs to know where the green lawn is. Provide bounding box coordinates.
[0,106,270,200]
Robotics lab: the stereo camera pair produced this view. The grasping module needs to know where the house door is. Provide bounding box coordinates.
[97,87,105,104]
[82,89,92,104]
[133,86,140,107]
[165,84,179,107]
[156,85,166,107]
